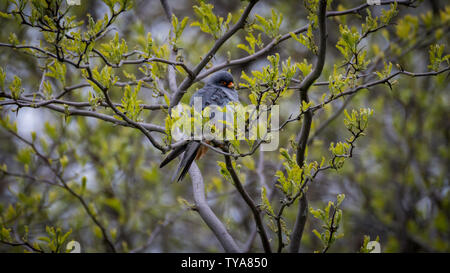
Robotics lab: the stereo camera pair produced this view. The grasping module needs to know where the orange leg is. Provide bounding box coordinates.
[195,141,210,160]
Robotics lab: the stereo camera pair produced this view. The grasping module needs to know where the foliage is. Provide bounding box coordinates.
[310,194,345,253]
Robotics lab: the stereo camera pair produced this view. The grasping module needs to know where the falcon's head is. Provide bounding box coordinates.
[208,71,235,90]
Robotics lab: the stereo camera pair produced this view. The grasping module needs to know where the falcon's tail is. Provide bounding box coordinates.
[159,142,189,168]
[171,142,201,182]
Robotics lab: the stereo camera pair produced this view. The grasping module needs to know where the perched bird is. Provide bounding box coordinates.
[160,71,239,182]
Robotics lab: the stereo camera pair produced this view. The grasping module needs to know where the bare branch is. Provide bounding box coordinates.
[0,94,166,133]
[0,170,62,188]
[160,0,181,94]
[326,0,416,17]
[1,96,166,112]
[189,162,241,253]
[290,0,328,253]
[224,154,272,253]
[0,239,44,253]
[310,66,450,113]
[307,95,354,146]
[289,192,308,253]
[160,0,174,21]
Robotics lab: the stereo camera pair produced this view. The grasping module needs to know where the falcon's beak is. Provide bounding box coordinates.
[227,82,234,89]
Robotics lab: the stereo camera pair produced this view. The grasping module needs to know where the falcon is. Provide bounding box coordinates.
[160,71,239,182]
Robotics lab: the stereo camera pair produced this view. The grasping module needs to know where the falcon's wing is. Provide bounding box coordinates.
[190,85,236,107]
[160,84,240,182]
[171,141,201,182]
[159,86,211,179]
[159,141,189,168]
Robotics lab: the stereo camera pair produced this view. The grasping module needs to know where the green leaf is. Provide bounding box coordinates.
[60,155,69,169]
[46,61,67,86]
[190,1,232,39]
[312,229,322,240]
[80,176,87,195]
[254,9,283,38]
[296,59,312,78]
[261,187,274,215]
[428,44,448,71]
[9,76,24,100]
[37,236,51,243]
[0,67,5,91]
[170,14,189,46]
[0,11,12,19]
[117,82,143,122]
[336,193,345,207]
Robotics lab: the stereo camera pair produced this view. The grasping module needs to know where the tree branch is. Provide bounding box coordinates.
[310,66,450,113]
[0,94,165,133]
[159,0,182,95]
[160,0,174,21]
[83,66,167,152]
[289,191,308,253]
[224,154,272,253]
[170,0,260,108]
[0,239,44,253]
[189,161,241,253]
[196,0,414,81]
[290,0,328,253]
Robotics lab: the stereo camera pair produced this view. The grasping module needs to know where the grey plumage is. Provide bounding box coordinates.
[189,73,239,108]
[160,71,239,182]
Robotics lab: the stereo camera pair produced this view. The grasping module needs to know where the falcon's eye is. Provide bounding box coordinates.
[220,81,227,86]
